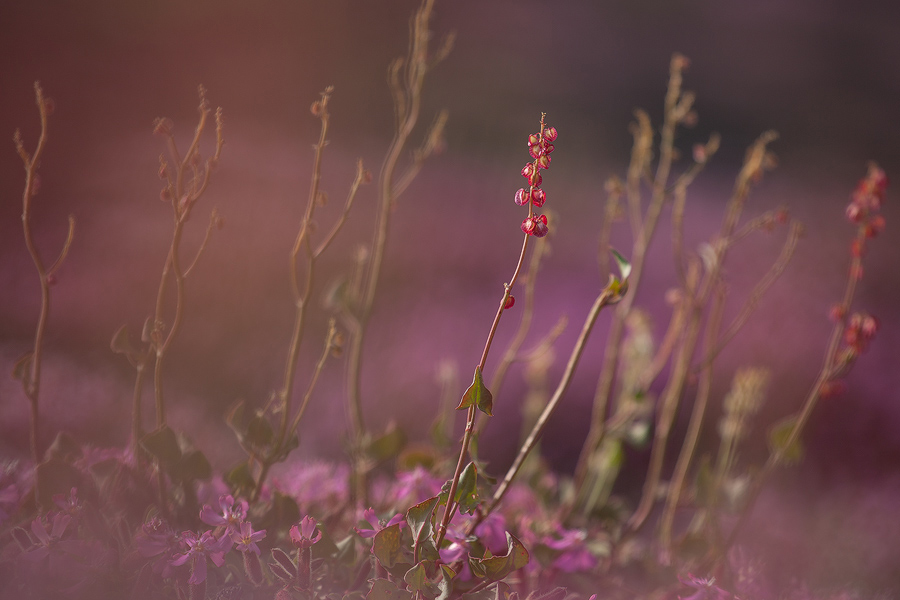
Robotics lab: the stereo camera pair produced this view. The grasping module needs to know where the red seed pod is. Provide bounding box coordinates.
[537,154,551,170]
[543,126,558,142]
[521,164,534,179]
[828,304,846,323]
[529,144,544,159]
[860,314,879,339]
[528,133,541,146]
[845,203,864,224]
[819,380,847,399]
[864,214,886,238]
[521,217,535,235]
[850,238,866,258]
[160,187,171,202]
[504,295,515,309]
[533,214,549,237]
[530,172,542,187]
[514,188,529,206]
[531,188,546,208]
[541,141,555,154]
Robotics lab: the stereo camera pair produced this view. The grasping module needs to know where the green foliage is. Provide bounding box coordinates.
[456,367,493,416]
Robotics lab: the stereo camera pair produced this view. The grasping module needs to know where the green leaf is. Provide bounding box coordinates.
[468,532,529,581]
[245,413,275,450]
[611,248,632,281]
[110,325,137,356]
[11,351,33,384]
[140,425,182,466]
[367,422,408,462]
[436,564,457,600]
[455,462,480,516]
[174,449,212,482]
[456,367,493,416]
[224,460,254,494]
[367,579,413,600]
[373,523,404,569]
[404,562,441,599]
[406,496,440,562]
[768,415,804,464]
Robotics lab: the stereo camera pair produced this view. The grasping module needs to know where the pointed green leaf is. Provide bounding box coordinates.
[367,579,413,600]
[373,522,404,569]
[367,422,408,462]
[404,562,441,599]
[456,367,493,416]
[175,449,212,482]
[140,425,182,466]
[224,460,254,494]
[768,415,804,464]
[455,462,480,515]
[468,532,529,581]
[110,325,136,356]
[407,496,440,561]
[611,248,632,281]
[11,351,33,384]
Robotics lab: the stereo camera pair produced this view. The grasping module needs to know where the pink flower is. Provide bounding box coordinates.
[231,521,266,555]
[290,515,322,549]
[199,493,247,531]
[355,507,404,539]
[169,530,230,585]
[677,573,733,600]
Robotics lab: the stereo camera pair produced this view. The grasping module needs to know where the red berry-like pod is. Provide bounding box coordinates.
[543,126,558,141]
[531,188,546,208]
[504,295,515,309]
[533,214,549,237]
[515,188,529,206]
[521,217,536,235]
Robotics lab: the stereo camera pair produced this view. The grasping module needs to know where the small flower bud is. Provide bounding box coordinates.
[775,207,790,224]
[692,144,708,164]
[160,187,172,202]
[860,314,879,339]
[311,100,323,117]
[46,274,57,286]
[504,295,515,309]
[850,238,866,258]
[158,163,168,180]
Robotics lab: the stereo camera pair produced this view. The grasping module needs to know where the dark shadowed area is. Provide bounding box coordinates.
[1,0,899,592]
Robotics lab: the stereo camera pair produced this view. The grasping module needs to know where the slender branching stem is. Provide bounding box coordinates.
[15,82,74,465]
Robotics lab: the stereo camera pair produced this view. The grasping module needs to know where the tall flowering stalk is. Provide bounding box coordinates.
[720,164,886,558]
[12,83,75,465]
[436,115,556,549]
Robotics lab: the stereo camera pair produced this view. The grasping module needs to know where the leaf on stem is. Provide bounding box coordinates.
[456,367,493,416]
[455,462,480,515]
[367,578,413,600]
[373,523,404,569]
[768,415,804,464]
[468,532,529,581]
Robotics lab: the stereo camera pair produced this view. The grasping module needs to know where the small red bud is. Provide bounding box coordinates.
[845,203,864,223]
[158,164,168,180]
[311,100,323,116]
[860,314,879,338]
[775,207,789,224]
[160,187,172,202]
[819,380,846,399]
[828,304,846,322]
[692,144,707,164]
[504,295,515,309]
[850,238,866,258]
[864,214,885,238]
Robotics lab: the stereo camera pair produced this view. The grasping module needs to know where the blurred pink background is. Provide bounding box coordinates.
[1,0,899,590]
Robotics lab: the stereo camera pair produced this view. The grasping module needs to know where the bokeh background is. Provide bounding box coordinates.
[2,0,899,592]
